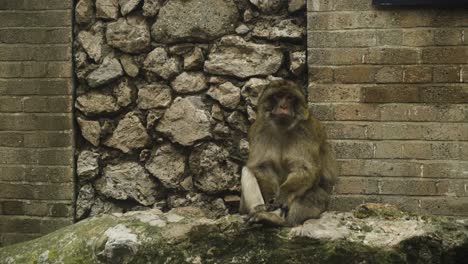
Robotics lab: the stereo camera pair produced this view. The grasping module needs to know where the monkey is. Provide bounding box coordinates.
[239,80,338,227]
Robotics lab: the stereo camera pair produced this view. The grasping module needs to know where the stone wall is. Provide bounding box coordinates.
[74,0,307,220]
[0,1,74,246]
[307,0,468,215]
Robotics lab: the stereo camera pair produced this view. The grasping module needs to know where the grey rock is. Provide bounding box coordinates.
[143,47,181,80]
[113,78,135,107]
[75,184,95,220]
[204,36,283,79]
[288,0,306,12]
[76,92,121,115]
[119,0,141,15]
[74,51,88,69]
[78,30,105,63]
[104,112,151,153]
[106,16,151,53]
[96,162,158,206]
[143,0,162,17]
[252,19,304,41]
[289,51,306,76]
[227,111,249,133]
[156,97,212,146]
[189,142,240,194]
[96,0,119,20]
[239,138,250,156]
[137,84,172,109]
[77,150,100,181]
[211,103,224,121]
[86,57,124,88]
[151,0,238,43]
[171,72,207,94]
[77,117,102,146]
[120,55,140,77]
[75,0,94,24]
[243,9,254,22]
[241,77,270,106]
[249,0,282,14]
[169,44,193,55]
[146,109,165,129]
[89,198,123,217]
[247,105,256,122]
[146,144,186,189]
[183,47,205,70]
[207,82,241,109]
[235,24,250,35]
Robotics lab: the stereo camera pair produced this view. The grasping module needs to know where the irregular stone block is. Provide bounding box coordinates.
[104,112,151,153]
[137,84,172,109]
[146,144,186,189]
[86,57,124,88]
[106,16,151,53]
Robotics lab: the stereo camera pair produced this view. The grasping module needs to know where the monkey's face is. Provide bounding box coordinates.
[266,92,297,125]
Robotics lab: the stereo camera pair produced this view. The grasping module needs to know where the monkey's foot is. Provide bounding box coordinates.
[247,211,286,227]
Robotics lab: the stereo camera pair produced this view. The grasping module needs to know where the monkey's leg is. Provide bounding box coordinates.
[286,187,330,226]
[239,167,266,215]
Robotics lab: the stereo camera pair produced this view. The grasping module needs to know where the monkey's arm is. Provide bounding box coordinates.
[240,167,265,215]
[277,163,319,206]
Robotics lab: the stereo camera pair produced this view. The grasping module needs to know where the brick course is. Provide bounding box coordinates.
[0,0,73,246]
[308,0,468,216]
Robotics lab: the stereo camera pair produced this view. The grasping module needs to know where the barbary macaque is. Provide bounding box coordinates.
[239,80,338,226]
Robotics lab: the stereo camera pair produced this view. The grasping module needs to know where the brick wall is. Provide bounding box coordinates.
[0,0,74,246]
[307,0,468,215]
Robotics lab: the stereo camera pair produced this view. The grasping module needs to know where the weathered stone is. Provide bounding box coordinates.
[168,44,194,55]
[211,103,224,121]
[137,84,172,109]
[252,19,304,41]
[86,57,124,88]
[289,51,306,76]
[96,162,158,206]
[171,72,207,94]
[106,16,151,53]
[151,0,238,43]
[76,92,121,115]
[241,77,270,106]
[77,150,100,182]
[288,0,306,12]
[207,82,241,109]
[204,36,283,79]
[113,78,135,107]
[249,0,282,14]
[189,143,240,194]
[156,97,212,146]
[213,123,230,137]
[183,47,205,70]
[77,117,102,146]
[143,47,181,80]
[104,112,151,153]
[75,184,95,220]
[146,144,186,189]
[146,109,165,129]
[96,0,119,20]
[74,51,88,69]
[239,138,250,156]
[120,54,140,77]
[78,31,105,63]
[119,0,141,15]
[89,198,123,217]
[75,0,94,24]
[227,111,249,133]
[235,24,250,35]
[243,9,254,22]
[247,105,256,122]
[143,0,162,17]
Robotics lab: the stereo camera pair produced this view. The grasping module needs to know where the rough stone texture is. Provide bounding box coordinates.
[241,77,270,106]
[4,205,467,263]
[77,150,100,182]
[119,0,141,15]
[120,55,139,77]
[204,36,283,78]
[143,47,182,80]
[104,112,151,153]
[151,0,239,43]
[113,78,135,107]
[75,184,96,220]
[75,0,95,24]
[145,144,186,189]
[96,162,158,206]
[77,117,102,146]
[106,16,151,53]
[288,0,305,12]
[142,0,162,17]
[137,84,172,109]
[252,19,304,41]
[289,51,306,76]
[190,143,240,194]
[76,92,121,116]
[156,97,212,146]
[249,0,282,13]
[78,30,106,63]
[171,72,207,94]
[96,0,119,20]
[207,82,241,109]
[86,57,124,88]
[227,111,249,133]
[183,47,205,70]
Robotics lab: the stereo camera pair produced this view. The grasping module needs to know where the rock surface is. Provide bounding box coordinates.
[137,84,172,109]
[86,57,124,88]
[96,0,119,20]
[156,97,212,146]
[207,82,241,109]
[171,72,207,94]
[119,0,141,15]
[78,30,105,63]
[77,117,102,146]
[77,150,100,181]
[76,92,121,116]
[104,112,151,153]
[144,47,181,80]
[151,0,239,43]
[75,0,94,24]
[106,16,151,53]
[96,162,158,206]
[204,36,283,78]
[145,144,186,189]
[75,184,96,220]
[2,205,467,264]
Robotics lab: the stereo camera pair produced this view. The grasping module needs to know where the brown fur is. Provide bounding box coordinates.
[240,80,338,226]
